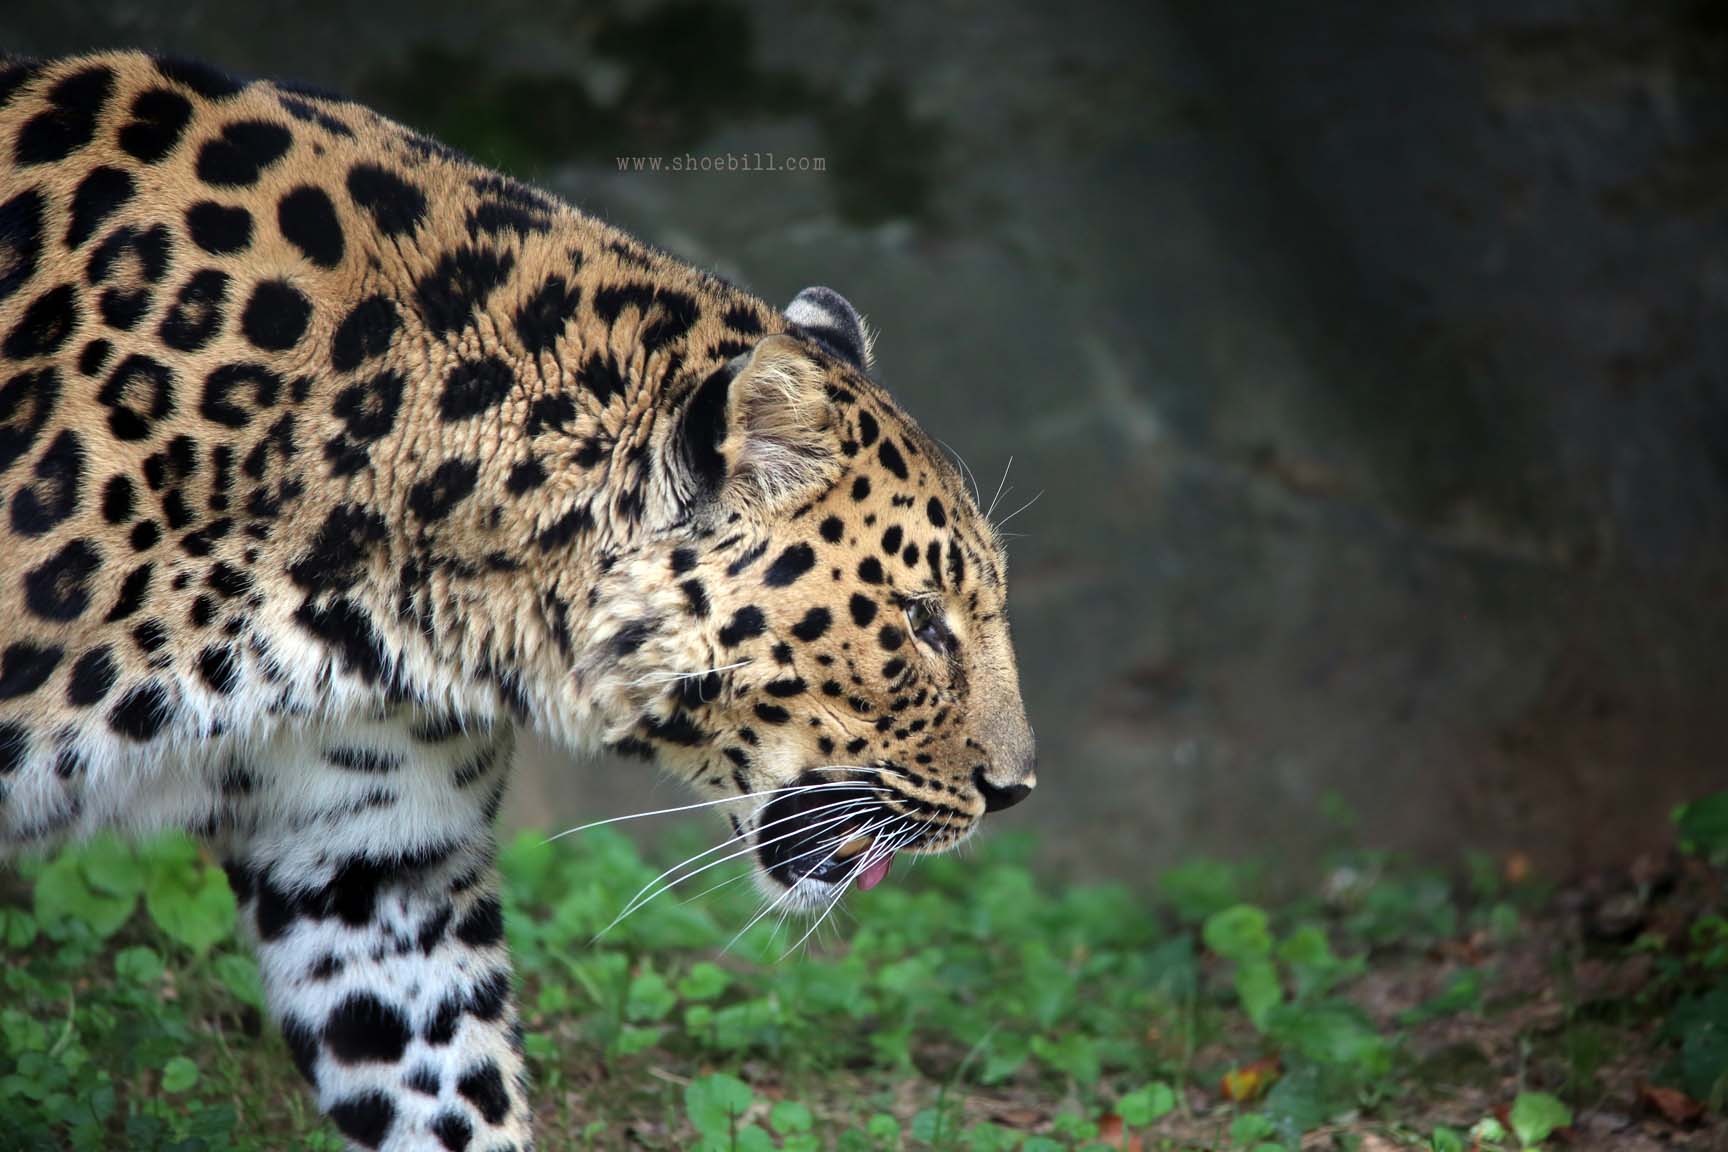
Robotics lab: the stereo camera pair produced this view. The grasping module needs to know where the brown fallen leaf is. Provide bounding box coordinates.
[1505,852,1533,884]
[1220,1057,1281,1103]
[1097,1113,1144,1151]
[987,1105,1045,1130]
[1354,1136,1400,1152]
[1638,1082,1706,1125]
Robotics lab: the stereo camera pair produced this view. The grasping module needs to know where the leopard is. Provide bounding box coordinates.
[0,50,1036,1151]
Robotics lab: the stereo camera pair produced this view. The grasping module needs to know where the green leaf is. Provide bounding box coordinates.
[1047,1111,1098,1140]
[625,969,676,1021]
[1485,903,1520,943]
[980,1033,1029,1084]
[961,1124,1019,1152]
[1260,1062,1331,1138]
[1431,1127,1465,1152]
[135,833,199,871]
[1669,984,1728,1104]
[1347,872,1458,944]
[677,962,731,1002]
[34,854,136,938]
[685,1073,754,1139]
[1277,923,1362,998]
[3,1008,49,1054]
[1267,1001,1390,1074]
[1234,955,1285,1031]
[1277,922,1329,963]
[771,1100,814,1134]
[160,1056,198,1094]
[0,908,38,950]
[499,832,556,902]
[614,1024,663,1055]
[1228,1112,1275,1146]
[524,1032,558,1068]
[214,953,265,1009]
[912,1106,960,1143]
[80,837,144,899]
[113,947,164,985]
[1031,1032,1101,1085]
[144,859,237,953]
[1117,1081,1177,1126]
[1508,1092,1571,1147]
[732,1125,774,1152]
[709,998,780,1053]
[866,1113,901,1141]
[1676,792,1728,861]
[1399,968,1483,1025]
[1204,905,1273,961]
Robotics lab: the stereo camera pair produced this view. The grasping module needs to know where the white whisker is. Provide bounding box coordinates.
[599,795,883,927]
[677,805,913,908]
[726,872,803,957]
[544,777,872,843]
[627,660,752,689]
[777,820,917,961]
[781,822,914,962]
[726,811,907,957]
[595,796,888,940]
[771,896,800,947]
[936,437,983,506]
[678,862,759,905]
[986,456,1014,521]
[994,490,1043,528]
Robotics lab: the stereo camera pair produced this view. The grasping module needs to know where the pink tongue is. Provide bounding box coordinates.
[856,852,894,891]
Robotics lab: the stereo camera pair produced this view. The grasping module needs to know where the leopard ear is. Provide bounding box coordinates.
[785,286,874,372]
[674,334,842,516]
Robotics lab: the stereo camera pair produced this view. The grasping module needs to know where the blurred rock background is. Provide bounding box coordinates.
[8,0,1724,883]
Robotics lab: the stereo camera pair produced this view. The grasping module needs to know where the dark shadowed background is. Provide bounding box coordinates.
[9,0,1724,883]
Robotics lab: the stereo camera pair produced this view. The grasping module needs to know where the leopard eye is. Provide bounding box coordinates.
[904,599,946,652]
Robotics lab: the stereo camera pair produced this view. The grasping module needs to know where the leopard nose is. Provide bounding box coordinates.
[973,764,1034,813]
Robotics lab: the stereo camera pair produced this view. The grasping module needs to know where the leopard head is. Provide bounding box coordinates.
[593,288,1035,910]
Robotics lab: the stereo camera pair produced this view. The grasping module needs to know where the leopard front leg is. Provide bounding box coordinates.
[223,719,535,1152]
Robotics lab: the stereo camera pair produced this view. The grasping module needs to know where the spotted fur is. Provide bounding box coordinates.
[0,52,1034,1151]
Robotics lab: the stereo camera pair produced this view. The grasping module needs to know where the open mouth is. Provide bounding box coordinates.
[755,777,901,891]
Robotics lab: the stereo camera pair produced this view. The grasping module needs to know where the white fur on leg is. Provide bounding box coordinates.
[227,717,534,1152]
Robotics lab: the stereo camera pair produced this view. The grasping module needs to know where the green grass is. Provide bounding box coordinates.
[3,795,1726,1151]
